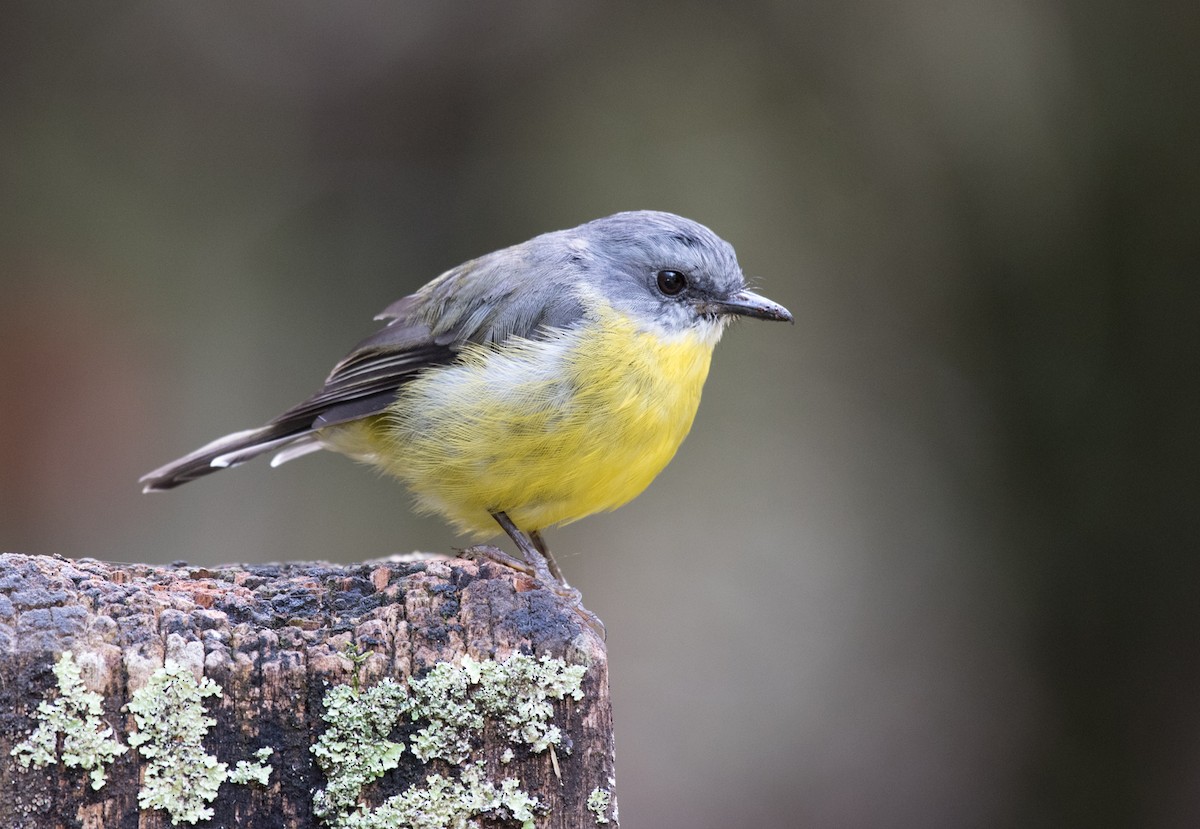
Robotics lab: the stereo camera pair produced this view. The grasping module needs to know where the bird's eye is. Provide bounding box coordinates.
[656,269,688,296]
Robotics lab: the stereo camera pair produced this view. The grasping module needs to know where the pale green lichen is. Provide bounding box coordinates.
[125,661,273,825]
[311,678,410,822]
[312,652,587,828]
[587,787,612,824]
[341,764,538,829]
[10,651,127,790]
[406,660,480,763]
[459,654,586,754]
[229,747,276,785]
[408,654,587,762]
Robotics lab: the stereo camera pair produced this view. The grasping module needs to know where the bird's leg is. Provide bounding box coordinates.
[529,529,567,586]
[490,510,558,587]
[489,511,605,638]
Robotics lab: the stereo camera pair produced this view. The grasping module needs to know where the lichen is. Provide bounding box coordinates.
[587,787,612,824]
[229,747,276,785]
[459,654,586,754]
[407,654,586,762]
[12,653,273,819]
[341,764,538,829]
[10,651,127,790]
[312,652,587,828]
[406,660,480,764]
[125,660,273,825]
[311,678,410,822]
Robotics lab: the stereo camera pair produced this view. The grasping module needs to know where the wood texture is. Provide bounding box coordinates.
[0,552,616,828]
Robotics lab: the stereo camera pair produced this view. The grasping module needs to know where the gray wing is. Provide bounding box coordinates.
[291,244,585,429]
[141,241,585,491]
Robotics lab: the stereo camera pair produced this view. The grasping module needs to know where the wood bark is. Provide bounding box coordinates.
[0,552,616,828]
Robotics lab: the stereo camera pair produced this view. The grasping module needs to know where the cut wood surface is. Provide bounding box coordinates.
[0,552,616,829]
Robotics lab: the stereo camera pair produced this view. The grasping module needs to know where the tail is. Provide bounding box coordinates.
[140,424,324,492]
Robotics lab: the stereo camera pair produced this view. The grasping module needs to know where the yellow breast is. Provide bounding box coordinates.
[323,304,720,536]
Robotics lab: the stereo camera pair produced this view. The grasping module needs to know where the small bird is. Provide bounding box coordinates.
[142,211,791,605]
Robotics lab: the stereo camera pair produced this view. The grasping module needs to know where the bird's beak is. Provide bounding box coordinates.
[704,289,793,323]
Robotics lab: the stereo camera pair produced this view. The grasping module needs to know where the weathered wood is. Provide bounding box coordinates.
[0,552,617,829]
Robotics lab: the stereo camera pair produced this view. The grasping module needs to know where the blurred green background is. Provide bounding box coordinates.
[2,2,1198,826]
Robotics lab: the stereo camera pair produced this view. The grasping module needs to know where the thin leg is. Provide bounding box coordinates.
[530,529,567,585]
[491,510,558,586]
[489,511,605,639]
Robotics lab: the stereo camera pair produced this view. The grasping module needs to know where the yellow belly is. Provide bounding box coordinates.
[322,305,718,536]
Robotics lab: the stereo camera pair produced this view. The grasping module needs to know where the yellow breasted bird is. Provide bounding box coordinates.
[141,211,792,603]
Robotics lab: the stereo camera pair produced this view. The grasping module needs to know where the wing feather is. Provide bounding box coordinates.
[141,230,587,490]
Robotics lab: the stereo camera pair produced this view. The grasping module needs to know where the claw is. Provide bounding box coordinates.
[561,591,606,640]
[483,511,607,639]
[458,544,535,576]
[456,544,606,638]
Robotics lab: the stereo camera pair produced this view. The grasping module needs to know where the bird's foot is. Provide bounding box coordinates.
[552,583,606,640]
[458,544,536,576]
[457,545,605,639]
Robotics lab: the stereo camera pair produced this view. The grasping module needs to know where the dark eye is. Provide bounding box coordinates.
[656,269,688,296]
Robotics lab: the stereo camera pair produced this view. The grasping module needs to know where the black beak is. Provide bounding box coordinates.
[704,289,793,323]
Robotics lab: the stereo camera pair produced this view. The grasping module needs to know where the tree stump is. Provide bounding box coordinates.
[0,552,617,828]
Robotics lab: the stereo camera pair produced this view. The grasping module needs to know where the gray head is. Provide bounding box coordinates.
[393,210,790,349]
[555,210,792,339]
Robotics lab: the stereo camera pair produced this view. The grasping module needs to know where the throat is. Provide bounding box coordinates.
[569,311,717,456]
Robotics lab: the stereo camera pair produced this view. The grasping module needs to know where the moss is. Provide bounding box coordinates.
[341,641,372,692]
[125,661,273,825]
[10,651,127,790]
[312,653,587,828]
[587,787,612,824]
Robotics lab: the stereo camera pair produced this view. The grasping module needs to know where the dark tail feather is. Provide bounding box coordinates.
[140,424,319,492]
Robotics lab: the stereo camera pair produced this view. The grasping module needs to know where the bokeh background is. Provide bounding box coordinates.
[3,2,1198,826]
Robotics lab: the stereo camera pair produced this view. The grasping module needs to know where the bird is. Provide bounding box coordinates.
[141,210,792,612]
